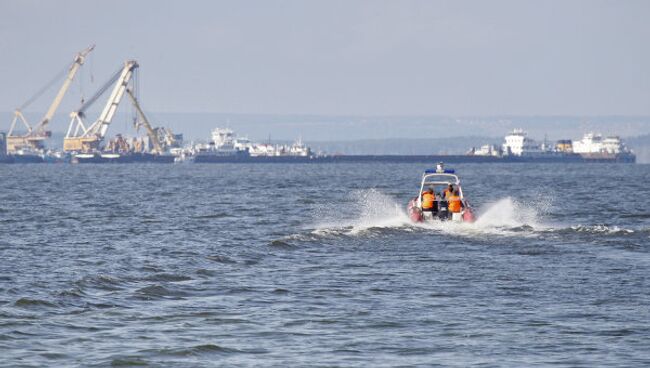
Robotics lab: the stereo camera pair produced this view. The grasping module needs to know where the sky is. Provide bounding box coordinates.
[0,0,649,119]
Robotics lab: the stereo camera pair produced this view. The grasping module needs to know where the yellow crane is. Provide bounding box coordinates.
[64,60,138,152]
[7,45,94,152]
[125,88,164,154]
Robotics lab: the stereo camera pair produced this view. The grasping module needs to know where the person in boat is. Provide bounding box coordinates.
[442,184,454,199]
[437,185,453,218]
[421,188,437,219]
[447,189,463,219]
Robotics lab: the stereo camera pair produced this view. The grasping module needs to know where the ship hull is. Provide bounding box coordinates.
[9,154,44,163]
[578,152,636,163]
[192,153,635,164]
[18,153,634,164]
[74,153,176,164]
[193,154,316,163]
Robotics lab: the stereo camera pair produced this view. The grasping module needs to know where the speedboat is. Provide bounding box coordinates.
[407,163,476,223]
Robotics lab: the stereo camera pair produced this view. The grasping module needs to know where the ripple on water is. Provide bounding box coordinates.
[143,273,193,282]
[133,285,189,299]
[145,344,268,357]
[14,297,58,309]
[2,163,650,367]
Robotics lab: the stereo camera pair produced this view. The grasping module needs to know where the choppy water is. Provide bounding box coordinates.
[1,163,650,367]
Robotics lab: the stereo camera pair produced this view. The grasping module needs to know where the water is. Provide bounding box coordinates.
[1,163,649,367]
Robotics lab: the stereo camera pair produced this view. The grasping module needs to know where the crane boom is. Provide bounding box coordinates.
[95,60,138,138]
[7,45,94,152]
[64,60,138,152]
[125,88,163,154]
[37,45,95,132]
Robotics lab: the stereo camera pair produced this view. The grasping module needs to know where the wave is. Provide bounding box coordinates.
[308,190,551,238]
[549,224,639,235]
[310,189,411,236]
[133,285,188,299]
[286,189,647,243]
[14,297,58,308]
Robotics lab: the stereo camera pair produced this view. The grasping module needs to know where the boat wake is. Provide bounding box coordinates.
[308,190,553,238]
[282,190,645,245]
[311,189,412,237]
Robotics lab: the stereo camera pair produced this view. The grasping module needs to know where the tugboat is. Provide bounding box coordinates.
[407,163,476,223]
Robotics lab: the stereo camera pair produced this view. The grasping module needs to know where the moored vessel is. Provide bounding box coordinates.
[468,129,635,163]
[571,133,636,162]
[190,128,317,163]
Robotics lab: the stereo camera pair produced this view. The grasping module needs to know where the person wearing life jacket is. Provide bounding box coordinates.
[447,189,463,218]
[421,188,437,219]
[421,188,436,210]
[442,184,454,199]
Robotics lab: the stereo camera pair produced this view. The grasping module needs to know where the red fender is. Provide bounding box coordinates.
[407,198,423,222]
[463,207,476,223]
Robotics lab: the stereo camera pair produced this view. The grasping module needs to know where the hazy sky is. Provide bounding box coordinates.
[1,0,649,117]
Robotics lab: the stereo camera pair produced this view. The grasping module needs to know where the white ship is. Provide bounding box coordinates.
[468,129,635,163]
[468,144,501,157]
[571,133,634,160]
[189,128,315,162]
[191,128,248,158]
[502,129,544,157]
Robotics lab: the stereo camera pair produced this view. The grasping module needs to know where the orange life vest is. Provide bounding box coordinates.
[448,195,461,213]
[422,192,435,209]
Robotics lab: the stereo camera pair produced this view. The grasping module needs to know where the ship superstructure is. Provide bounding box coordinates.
[469,129,635,163]
[572,133,632,155]
[189,128,314,162]
[502,129,544,156]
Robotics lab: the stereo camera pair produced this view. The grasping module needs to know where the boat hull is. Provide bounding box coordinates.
[406,197,476,223]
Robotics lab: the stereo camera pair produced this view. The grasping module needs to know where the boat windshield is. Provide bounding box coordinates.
[418,173,464,199]
[421,173,460,187]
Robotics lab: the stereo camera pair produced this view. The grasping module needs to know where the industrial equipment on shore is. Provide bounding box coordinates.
[125,88,178,154]
[6,45,95,153]
[64,60,138,152]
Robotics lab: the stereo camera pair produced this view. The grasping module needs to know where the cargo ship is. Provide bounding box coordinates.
[467,129,636,163]
[570,133,636,163]
[189,128,317,163]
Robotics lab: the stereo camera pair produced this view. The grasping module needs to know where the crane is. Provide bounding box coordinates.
[64,60,138,152]
[7,45,94,153]
[125,88,164,154]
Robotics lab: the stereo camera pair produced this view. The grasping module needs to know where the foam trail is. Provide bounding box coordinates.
[312,189,411,236]
[311,191,552,238]
[475,197,546,229]
[404,197,548,238]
